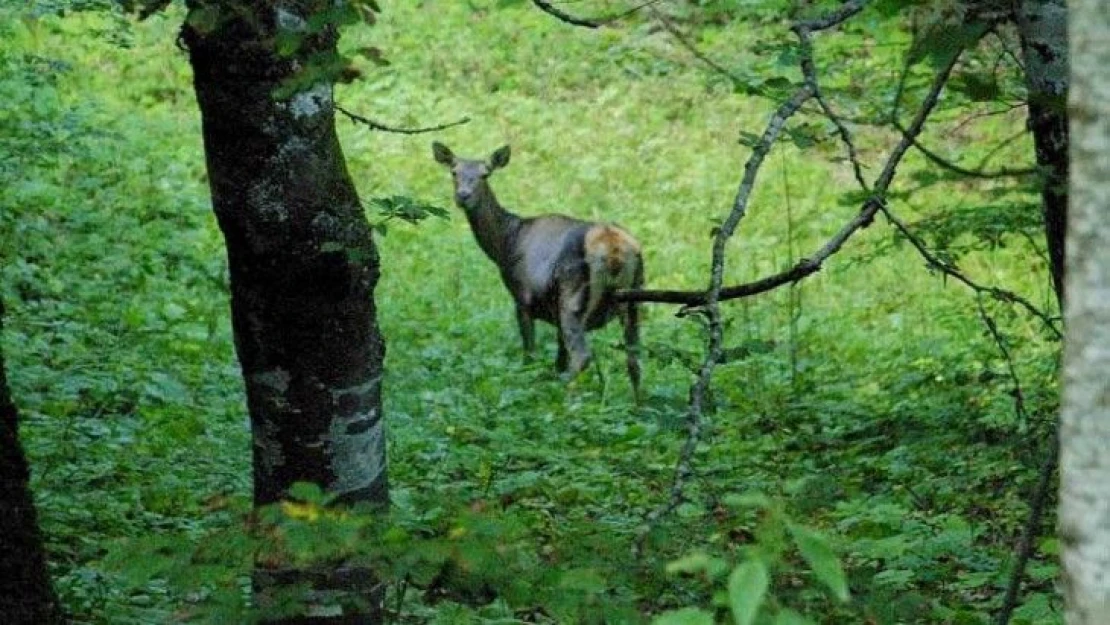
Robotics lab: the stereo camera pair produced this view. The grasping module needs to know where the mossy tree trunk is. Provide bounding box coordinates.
[0,298,64,625]
[182,2,387,621]
[1015,0,1068,308]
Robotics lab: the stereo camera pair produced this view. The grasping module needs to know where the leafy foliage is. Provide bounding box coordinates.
[1,1,1060,623]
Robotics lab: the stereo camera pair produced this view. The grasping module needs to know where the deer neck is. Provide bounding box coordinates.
[465,185,521,265]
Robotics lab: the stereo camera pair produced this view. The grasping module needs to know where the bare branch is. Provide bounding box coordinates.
[650,6,745,86]
[633,1,872,556]
[794,0,867,32]
[972,289,1056,625]
[894,120,1038,179]
[335,105,469,135]
[531,0,660,29]
[995,433,1058,625]
[949,101,1028,135]
[793,13,869,190]
[618,48,964,306]
[975,127,1030,171]
[880,206,1062,340]
[976,296,1029,424]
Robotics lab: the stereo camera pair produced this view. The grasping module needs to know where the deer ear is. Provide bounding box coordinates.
[489,145,511,170]
[432,141,455,166]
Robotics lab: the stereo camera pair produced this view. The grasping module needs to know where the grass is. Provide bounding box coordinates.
[1,1,1060,623]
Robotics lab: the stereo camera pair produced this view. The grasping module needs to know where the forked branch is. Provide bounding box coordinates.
[635,0,898,555]
[880,206,1062,340]
[617,45,962,307]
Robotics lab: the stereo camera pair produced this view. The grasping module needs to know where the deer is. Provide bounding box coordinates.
[432,141,643,397]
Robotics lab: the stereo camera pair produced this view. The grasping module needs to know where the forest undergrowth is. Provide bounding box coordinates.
[0,2,1061,623]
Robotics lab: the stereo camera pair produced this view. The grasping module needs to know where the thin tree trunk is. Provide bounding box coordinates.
[1015,0,1068,309]
[0,298,64,625]
[1060,1,1110,622]
[182,3,387,621]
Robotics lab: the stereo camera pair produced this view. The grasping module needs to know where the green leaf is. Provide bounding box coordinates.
[788,523,850,601]
[369,195,450,224]
[653,608,716,625]
[909,21,990,68]
[773,608,815,625]
[738,131,762,148]
[558,568,607,594]
[287,481,329,505]
[185,5,222,34]
[666,552,730,579]
[950,72,1001,103]
[722,491,772,510]
[728,559,769,625]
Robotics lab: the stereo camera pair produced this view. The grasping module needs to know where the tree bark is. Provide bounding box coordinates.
[1060,1,1110,622]
[182,2,387,621]
[1015,0,1068,309]
[0,298,64,625]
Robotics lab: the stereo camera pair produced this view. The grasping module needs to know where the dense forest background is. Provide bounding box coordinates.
[1,0,1067,623]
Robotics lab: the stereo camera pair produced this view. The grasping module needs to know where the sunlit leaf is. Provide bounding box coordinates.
[788,523,849,602]
[728,559,769,625]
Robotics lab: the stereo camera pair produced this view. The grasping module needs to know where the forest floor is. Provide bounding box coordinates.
[1,2,1060,623]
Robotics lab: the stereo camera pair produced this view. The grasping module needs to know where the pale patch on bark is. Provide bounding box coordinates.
[288,83,332,120]
[311,211,341,237]
[250,368,292,476]
[1020,0,1068,96]
[253,417,287,476]
[246,178,288,225]
[325,378,386,496]
[275,7,307,32]
[325,408,386,496]
[277,135,313,164]
[329,378,380,402]
[252,368,292,409]
[253,368,292,394]
[1062,1,1110,622]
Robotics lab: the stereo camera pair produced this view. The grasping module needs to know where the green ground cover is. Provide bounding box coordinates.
[1,2,1060,622]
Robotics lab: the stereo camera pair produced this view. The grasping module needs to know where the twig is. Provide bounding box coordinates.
[949,101,1027,135]
[975,295,1028,424]
[792,6,869,191]
[618,197,878,307]
[531,0,660,29]
[650,6,744,86]
[793,0,867,32]
[334,104,469,135]
[975,127,1029,172]
[894,120,1038,179]
[989,28,1026,75]
[879,206,1062,340]
[994,433,1058,625]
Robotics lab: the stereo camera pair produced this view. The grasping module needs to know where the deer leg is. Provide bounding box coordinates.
[516,304,535,363]
[558,290,592,378]
[622,302,642,400]
[556,334,569,372]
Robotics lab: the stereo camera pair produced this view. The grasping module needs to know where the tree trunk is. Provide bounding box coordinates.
[1060,1,1110,622]
[182,3,387,621]
[0,298,64,625]
[1015,0,1068,309]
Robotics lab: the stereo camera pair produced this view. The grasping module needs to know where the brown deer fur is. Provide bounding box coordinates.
[432,142,643,395]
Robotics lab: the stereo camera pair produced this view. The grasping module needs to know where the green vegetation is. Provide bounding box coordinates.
[1,1,1059,623]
